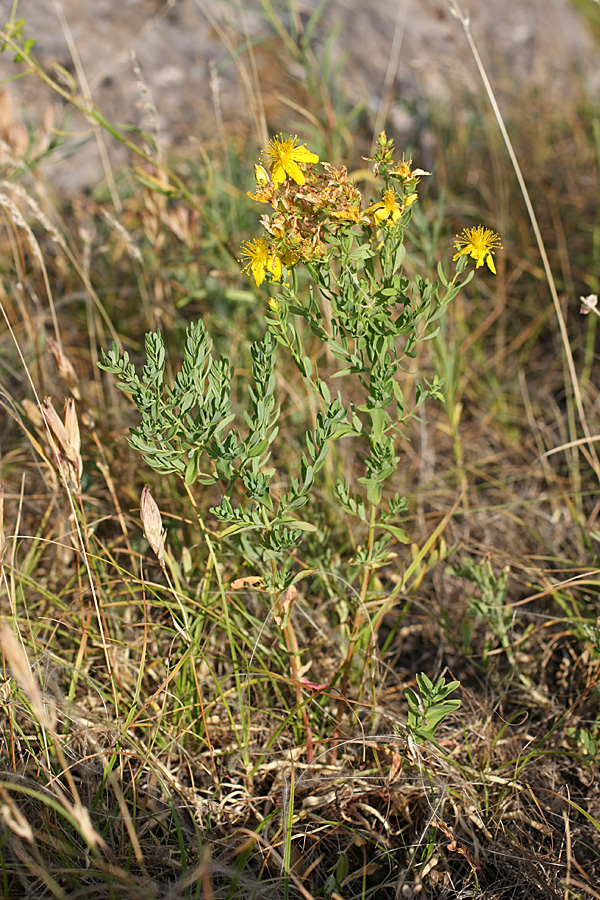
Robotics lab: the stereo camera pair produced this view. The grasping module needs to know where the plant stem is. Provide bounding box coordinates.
[282,618,314,763]
[183,482,252,779]
[332,501,378,752]
[268,556,314,762]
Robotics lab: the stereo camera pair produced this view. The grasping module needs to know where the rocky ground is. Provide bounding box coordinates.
[0,0,597,189]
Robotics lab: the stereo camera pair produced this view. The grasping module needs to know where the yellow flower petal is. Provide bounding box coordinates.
[290,144,320,165]
[270,160,288,188]
[367,189,402,225]
[240,236,285,286]
[281,158,306,185]
[261,135,319,187]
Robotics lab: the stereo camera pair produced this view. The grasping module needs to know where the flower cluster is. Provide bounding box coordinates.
[240,131,501,286]
[240,133,428,286]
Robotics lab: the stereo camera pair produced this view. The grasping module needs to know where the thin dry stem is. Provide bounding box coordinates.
[447,0,600,484]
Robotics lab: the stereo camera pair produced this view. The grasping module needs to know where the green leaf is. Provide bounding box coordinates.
[220,522,261,538]
[393,243,406,272]
[318,379,331,404]
[184,454,199,485]
[380,523,411,544]
[349,243,375,262]
[437,261,449,287]
[365,480,382,505]
[367,407,389,443]
[424,699,461,733]
[246,439,269,459]
[276,518,317,533]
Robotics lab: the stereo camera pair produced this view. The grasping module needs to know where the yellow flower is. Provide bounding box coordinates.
[389,156,431,183]
[240,237,283,286]
[261,134,319,188]
[453,225,503,274]
[366,188,403,225]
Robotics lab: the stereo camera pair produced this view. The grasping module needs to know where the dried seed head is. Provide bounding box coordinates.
[41,397,82,491]
[41,396,69,450]
[47,338,81,400]
[140,485,166,569]
[63,398,83,487]
[0,628,47,725]
[22,398,44,429]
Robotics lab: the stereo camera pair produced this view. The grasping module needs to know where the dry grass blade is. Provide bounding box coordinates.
[0,482,5,567]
